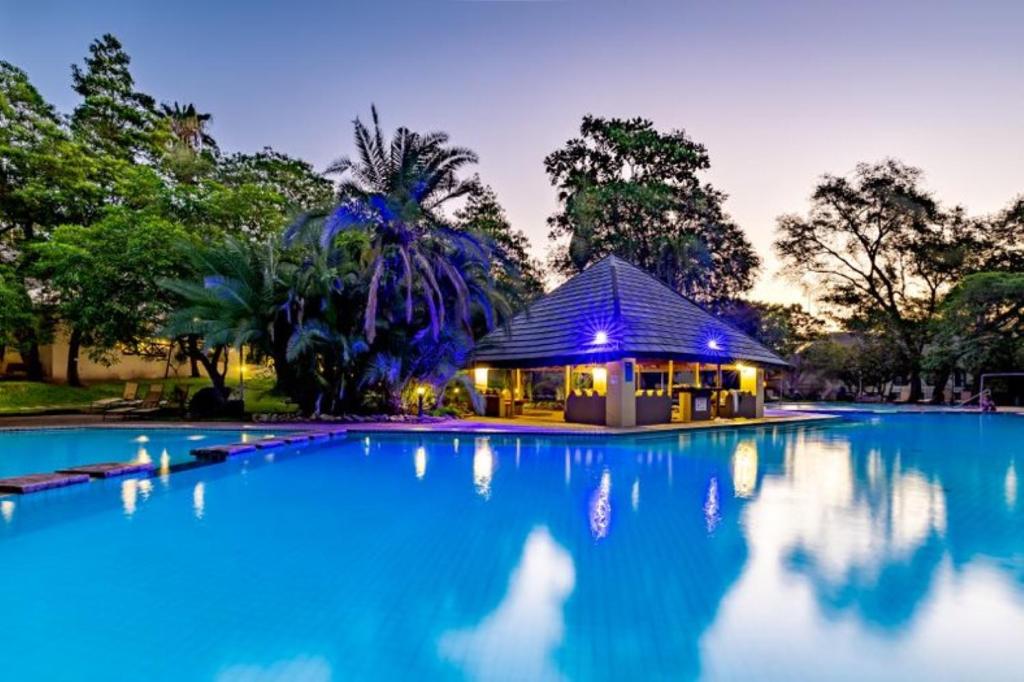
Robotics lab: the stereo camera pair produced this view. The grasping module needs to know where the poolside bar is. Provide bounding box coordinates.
[470,256,786,428]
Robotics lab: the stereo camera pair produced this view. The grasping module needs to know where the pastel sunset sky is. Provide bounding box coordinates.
[4,0,1022,303]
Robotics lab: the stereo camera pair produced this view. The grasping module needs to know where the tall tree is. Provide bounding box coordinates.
[217,149,334,211]
[0,61,102,377]
[160,101,218,183]
[774,160,1016,401]
[32,207,189,386]
[926,272,1024,389]
[278,108,506,413]
[292,106,488,343]
[455,181,543,308]
[71,34,161,160]
[161,101,217,154]
[545,115,759,305]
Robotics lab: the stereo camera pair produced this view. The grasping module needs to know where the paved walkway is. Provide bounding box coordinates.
[328,410,835,436]
[0,411,834,436]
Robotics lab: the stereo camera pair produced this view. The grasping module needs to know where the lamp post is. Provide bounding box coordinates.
[416,385,426,417]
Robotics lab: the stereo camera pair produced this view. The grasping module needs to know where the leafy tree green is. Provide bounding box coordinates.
[167,150,334,243]
[0,62,102,241]
[217,149,334,212]
[0,61,103,377]
[32,208,190,386]
[927,272,1024,387]
[0,264,33,349]
[70,34,162,160]
[717,301,824,358]
[775,160,1021,401]
[545,115,759,305]
[793,333,903,399]
[455,180,543,308]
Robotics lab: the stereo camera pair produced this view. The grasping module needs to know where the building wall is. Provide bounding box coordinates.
[2,332,187,383]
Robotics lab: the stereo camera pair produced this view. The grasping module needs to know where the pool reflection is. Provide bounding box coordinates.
[440,526,575,682]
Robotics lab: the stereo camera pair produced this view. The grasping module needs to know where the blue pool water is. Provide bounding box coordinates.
[1,414,1022,680]
[0,427,287,478]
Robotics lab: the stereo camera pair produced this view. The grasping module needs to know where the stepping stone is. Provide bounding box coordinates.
[253,439,287,449]
[301,432,331,442]
[0,473,90,494]
[57,462,156,479]
[283,434,313,444]
[191,444,256,461]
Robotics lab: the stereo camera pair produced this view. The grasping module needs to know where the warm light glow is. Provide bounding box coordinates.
[1005,463,1017,509]
[704,477,720,532]
[159,449,171,482]
[133,435,150,444]
[732,441,759,498]
[415,446,427,480]
[193,482,206,519]
[121,479,138,516]
[474,367,489,390]
[473,438,495,498]
[589,469,612,539]
[591,367,607,395]
[416,385,426,396]
[1,500,14,523]
[593,330,609,345]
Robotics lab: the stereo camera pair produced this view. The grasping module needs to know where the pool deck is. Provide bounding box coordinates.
[2,405,1019,436]
[340,410,836,436]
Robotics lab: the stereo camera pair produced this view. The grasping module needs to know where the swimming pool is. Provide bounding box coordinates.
[1,414,1021,680]
[0,427,286,479]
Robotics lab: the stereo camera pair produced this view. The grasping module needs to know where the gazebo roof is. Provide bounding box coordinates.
[473,255,786,368]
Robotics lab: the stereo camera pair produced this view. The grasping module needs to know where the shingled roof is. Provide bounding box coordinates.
[473,255,786,368]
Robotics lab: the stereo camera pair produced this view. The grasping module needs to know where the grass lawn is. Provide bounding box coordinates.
[0,373,296,416]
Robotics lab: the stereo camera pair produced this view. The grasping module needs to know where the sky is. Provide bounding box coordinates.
[2,0,1022,304]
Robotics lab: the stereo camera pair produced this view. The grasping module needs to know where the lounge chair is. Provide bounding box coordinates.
[91,382,141,412]
[104,384,164,420]
[166,384,191,417]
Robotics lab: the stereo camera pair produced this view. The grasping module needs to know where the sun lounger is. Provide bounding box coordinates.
[104,384,165,420]
[91,382,141,412]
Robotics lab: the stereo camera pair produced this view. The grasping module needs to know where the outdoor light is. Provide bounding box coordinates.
[707,339,720,351]
[593,330,609,345]
[474,367,489,389]
[416,385,426,417]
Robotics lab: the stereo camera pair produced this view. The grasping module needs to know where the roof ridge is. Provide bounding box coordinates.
[593,257,785,363]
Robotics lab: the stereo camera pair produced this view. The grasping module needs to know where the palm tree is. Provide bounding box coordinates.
[160,237,290,394]
[160,101,217,153]
[289,106,485,344]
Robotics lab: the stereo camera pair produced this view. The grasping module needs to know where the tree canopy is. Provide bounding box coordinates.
[455,181,543,308]
[545,115,759,305]
[775,160,1023,400]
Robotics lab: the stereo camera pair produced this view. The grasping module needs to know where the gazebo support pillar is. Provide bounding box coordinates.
[606,358,637,428]
[739,366,765,418]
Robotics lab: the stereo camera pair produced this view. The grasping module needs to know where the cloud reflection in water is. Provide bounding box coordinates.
[439,526,575,682]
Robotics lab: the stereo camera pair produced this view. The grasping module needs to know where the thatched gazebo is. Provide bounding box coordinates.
[471,256,786,427]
